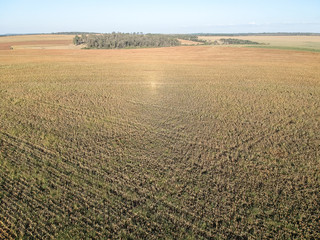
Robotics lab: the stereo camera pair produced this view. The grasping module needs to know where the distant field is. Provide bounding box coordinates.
[0,35,320,239]
[0,34,74,43]
[199,35,320,51]
[0,35,78,50]
[177,39,201,45]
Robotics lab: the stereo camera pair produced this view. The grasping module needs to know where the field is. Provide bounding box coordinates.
[177,39,201,45]
[199,35,320,52]
[0,35,79,50]
[0,35,320,239]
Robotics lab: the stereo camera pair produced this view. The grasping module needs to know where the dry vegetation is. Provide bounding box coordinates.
[0,35,75,50]
[0,35,320,239]
[199,35,320,51]
[178,39,202,45]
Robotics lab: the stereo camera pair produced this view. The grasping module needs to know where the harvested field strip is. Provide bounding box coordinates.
[0,40,72,50]
[0,134,217,238]
[0,219,16,240]
[0,90,307,158]
[0,99,315,237]
[0,43,319,238]
[0,131,220,234]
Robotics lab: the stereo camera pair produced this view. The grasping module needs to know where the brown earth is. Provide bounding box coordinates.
[0,36,320,239]
[178,39,202,45]
[0,40,72,50]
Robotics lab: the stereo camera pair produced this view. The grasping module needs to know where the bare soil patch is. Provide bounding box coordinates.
[0,40,72,50]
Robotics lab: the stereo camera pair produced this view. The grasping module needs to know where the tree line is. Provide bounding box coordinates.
[73,33,181,49]
[72,33,263,49]
[197,32,320,36]
[218,38,260,45]
[170,34,206,43]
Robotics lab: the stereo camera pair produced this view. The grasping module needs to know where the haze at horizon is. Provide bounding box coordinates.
[1,0,319,34]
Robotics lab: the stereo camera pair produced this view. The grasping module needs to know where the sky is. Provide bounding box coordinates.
[1,0,319,34]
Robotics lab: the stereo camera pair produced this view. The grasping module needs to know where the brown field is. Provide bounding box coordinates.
[0,34,74,43]
[0,35,74,50]
[0,40,75,50]
[0,35,320,239]
[199,35,320,51]
[178,39,202,45]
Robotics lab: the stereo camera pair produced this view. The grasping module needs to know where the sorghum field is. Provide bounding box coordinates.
[0,36,319,239]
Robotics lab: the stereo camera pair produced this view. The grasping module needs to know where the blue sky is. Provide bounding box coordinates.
[1,0,319,34]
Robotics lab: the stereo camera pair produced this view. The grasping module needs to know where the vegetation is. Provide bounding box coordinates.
[73,34,262,48]
[52,32,98,35]
[247,45,320,52]
[199,35,320,52]
[74,33,181,49]
[0,35,320,239]
[218,38,260,45]
[170,34,206,43]
[197,32,320,36]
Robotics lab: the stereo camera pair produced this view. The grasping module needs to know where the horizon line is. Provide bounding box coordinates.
[1,31,320,36]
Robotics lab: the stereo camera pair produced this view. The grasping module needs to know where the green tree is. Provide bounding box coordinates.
[73,35,80,45]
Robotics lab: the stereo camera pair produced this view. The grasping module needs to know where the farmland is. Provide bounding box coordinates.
[0,35,320,239]
[0,35,77,50]
[199,35,320,52]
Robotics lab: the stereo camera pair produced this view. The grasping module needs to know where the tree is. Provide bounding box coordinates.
[73,35,80,45]
[73,33,182,49]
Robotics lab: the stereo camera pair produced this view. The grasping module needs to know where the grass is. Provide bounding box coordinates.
[0,36,320,239]
[199,35,320,52]
[246,45,320,52]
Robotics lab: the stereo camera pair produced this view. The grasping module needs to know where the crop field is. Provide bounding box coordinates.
[177,39,201,45]
[0,35,76,50]
[199,35,320,52]
[0,35,320,239]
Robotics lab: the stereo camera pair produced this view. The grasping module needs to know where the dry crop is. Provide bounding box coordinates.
[0,35,74,50]
[199,35,320,51]
[0,38,320,239]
